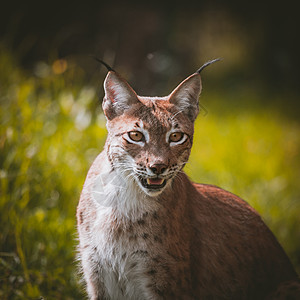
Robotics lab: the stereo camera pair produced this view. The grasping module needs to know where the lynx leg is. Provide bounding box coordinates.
[80,249,107,300]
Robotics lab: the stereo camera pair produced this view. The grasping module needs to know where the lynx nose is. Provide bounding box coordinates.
[149,164,167,175]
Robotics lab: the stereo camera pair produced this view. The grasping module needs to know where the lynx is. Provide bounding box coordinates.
[77,60,300,299]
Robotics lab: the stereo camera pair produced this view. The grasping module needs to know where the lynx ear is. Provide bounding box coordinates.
[168,73,202,121]
[103,71,140,120]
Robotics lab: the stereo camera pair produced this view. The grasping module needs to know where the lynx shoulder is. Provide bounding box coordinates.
[77,63,300,299]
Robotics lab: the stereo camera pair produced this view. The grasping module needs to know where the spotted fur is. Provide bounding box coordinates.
[77,69,300,299]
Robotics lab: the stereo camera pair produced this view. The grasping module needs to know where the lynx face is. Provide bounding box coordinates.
[106,100,194,196]
[103,71,202,196]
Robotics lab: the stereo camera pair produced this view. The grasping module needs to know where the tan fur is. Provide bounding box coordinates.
[77,69,300,299]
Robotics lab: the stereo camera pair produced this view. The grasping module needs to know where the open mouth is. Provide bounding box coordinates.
[140,177,167,190]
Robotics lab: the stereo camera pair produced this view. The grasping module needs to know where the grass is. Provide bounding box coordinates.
[0,45,299,299]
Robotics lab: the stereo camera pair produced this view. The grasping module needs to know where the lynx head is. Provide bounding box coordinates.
[101,63,215,197]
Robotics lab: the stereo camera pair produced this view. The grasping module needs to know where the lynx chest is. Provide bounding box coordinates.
[85,204,191,299]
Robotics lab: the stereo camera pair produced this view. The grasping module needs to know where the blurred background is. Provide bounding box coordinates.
[0,0,299,298]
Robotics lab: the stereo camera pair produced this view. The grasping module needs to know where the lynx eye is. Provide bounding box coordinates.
[128,131,144,142]
[169,132,184,143]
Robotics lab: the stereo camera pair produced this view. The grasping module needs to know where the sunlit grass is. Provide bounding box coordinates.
[0,46,299,298]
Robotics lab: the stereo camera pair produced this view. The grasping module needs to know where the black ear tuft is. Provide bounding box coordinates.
[91,56,115,72]
[196,58,222,74]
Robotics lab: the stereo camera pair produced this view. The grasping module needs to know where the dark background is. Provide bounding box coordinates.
[1,0,300,101]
